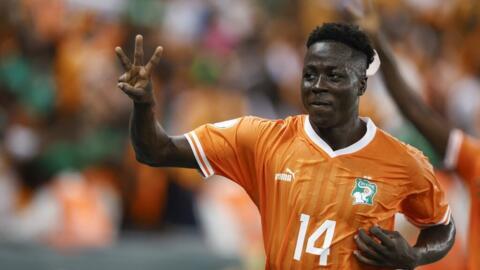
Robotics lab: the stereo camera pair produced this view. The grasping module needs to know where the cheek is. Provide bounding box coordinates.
[344,92,358,109]
[300,82,309,97]
[338,90,359,108]
[301,79,313,89]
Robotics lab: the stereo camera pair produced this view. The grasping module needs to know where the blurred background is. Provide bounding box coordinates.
[0,0,478,269]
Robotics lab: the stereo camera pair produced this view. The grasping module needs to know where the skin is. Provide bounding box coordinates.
[115,36,196,168]
[301,41,367,150]
[373,33,450,156]
[343,1,456,268]
[116,32,455,269]
[344,0,450,156]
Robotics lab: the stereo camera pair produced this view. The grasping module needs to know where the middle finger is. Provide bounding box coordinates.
[358,229,389,255]
[133,35,144,66]
[354,235,387,262]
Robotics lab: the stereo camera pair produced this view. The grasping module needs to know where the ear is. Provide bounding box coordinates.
[358,76,367,96]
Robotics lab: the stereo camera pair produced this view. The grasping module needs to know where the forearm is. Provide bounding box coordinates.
[372,32,450,156]
[130,101,173,166]
[117,37,196,168]
[413,221,455,267]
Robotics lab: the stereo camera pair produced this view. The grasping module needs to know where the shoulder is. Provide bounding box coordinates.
[374,129,433,172]
[230,115,304,148]
[235,115,304,132]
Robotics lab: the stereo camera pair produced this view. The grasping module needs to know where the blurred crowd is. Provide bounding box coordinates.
[0,0,479,269]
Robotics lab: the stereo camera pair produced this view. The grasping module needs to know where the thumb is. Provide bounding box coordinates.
[118,82,144,97]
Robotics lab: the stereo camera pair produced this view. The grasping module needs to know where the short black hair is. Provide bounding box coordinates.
[306,22,375,68]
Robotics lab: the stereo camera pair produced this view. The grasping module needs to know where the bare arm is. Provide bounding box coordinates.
[116,35,197,168]
[345,0,453,157]
[130,102,196,167]
[413,220,456,266]
[354,221,455,269]
[372,32,451,157]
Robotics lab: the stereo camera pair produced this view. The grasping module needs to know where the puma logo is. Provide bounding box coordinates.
[275,168,297,182]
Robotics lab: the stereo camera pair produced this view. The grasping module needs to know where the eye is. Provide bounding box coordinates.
[327,73,344,82]
[303,72,316,81]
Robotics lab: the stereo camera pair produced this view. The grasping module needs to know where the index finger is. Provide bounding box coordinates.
[115,47,132,71]
[145,46,164,75]
[133,35,144,66]
[370,226,395,247]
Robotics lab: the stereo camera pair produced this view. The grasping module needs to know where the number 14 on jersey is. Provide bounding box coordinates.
[294,214,337,266]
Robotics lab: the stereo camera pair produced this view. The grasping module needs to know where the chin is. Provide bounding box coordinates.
[309,113,336,129]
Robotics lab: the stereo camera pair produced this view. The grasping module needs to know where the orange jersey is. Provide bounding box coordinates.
[445,130,480,270]
[185,115,451,269]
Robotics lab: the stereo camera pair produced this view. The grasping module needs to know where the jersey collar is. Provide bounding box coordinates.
[303,115,377,158]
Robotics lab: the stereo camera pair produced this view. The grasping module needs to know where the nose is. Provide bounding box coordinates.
[312,74,328,93]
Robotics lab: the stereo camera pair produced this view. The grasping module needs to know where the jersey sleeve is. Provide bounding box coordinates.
[184,116,269,196]
[401,151,451,227]
[444,129,480,184]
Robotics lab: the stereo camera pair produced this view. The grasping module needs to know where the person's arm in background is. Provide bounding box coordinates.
[115,35,197,168]
[346,0,452,158]
[356,3,480,185]
[372,32,451,157]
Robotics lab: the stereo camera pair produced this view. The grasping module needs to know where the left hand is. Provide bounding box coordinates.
[354,226,419,269]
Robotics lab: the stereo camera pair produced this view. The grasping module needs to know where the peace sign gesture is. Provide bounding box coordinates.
[115,35,163,104]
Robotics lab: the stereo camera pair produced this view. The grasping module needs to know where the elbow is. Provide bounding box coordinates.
[135,154,156,166]
[134,151,164,167]
[446,219,456,250]
[132,138,175,167]
[433,219,457,260]
[415,218,456,266]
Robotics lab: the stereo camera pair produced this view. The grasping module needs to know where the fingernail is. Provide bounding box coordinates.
[354,235,358,240]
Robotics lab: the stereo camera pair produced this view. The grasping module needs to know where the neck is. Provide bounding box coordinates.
[310,116,367,151]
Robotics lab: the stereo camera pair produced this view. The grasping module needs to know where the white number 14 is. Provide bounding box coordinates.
[293,214,336,266]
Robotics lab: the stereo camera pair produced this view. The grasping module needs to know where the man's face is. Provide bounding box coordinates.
[301,41,367,129]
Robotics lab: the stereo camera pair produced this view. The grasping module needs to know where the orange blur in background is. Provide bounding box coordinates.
[0,0,478,269]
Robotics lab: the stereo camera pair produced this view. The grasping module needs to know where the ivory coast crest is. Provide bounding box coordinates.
[351,178,377,205]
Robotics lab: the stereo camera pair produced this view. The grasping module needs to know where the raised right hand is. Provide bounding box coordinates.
[115,35,163,104]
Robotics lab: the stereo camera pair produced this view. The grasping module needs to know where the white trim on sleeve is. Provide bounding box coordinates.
[444,129,463,169]
[184,132,215,178]
[191,132,215,176]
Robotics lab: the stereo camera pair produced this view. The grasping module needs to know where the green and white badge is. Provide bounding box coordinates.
[351,178,377,205]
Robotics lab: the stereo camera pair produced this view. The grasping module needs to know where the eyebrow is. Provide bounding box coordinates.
[304,64,346,72]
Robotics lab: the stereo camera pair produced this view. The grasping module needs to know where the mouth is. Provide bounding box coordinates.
[309,100,333,108]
